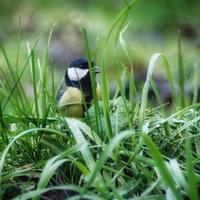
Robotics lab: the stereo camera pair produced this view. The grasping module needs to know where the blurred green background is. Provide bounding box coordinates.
[0,0,200,98]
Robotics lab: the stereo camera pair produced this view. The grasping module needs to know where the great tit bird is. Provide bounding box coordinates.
[57,57,101,118]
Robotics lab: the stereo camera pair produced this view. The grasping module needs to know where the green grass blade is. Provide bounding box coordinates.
[1,40,39,113]
[40,136,66,154]
[83,28,101,136]
[139,53,177,126]
[13,185,84,200]
[31,50,40,124]
[84,130,133,190]
[33,156,68,200]
[177,31,185,107]
[139,53,161,125]
[168,159,188,191]
[185,130,198,200]
[15,15,21,69]
[142,134,181,200]
[104,0,138,48]
[40,23,56,119]
[77,120,104,147]
[192,62,199,104]
[0,128,67,190]
[65,118,97,176]
[101,59,113,139]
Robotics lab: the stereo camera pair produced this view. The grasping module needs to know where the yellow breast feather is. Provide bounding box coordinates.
[58,87,84,118]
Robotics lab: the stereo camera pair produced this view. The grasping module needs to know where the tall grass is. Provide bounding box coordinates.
[0,1,200,200]
[178,31,185,108]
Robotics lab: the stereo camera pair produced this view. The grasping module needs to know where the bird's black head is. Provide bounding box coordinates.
[68,57,92,70]
[65,57,100,103]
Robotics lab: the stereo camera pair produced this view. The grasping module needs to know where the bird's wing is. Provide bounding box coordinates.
[57,87,83,107]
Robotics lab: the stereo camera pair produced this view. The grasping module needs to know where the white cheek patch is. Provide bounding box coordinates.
[68,67,89,81]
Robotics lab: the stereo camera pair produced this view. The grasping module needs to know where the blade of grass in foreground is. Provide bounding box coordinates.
[30,50,40,125]
[0,128,67,191]
[0,100,9,144]
[168,159,188,191]
[150,78,171,136]
[15,15,21,69]
[65,118,103,185]
[142,134,181,200]
[14,185,103,200]
[178,31,185,107]
[139,53,176,126]
[1,39,39,113]
[192,62,199,104]
[185,130,198,200]
[33,143,87,200]
[0,40,37,115]
[0,42,27,114]
[77,120,104,147]
[104,173,123,200]
[101,58,112,139]
[40,23,56,121]
[83,130,133,191]
[139,53,161,125]
[83,28,101,136]
[104,0,138,48]
[115,67,133,130]
[114,21,134,131]
[148,103,200,133]
[119,22,137,111]
[33,156,68,200]
[101,0,139,139]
